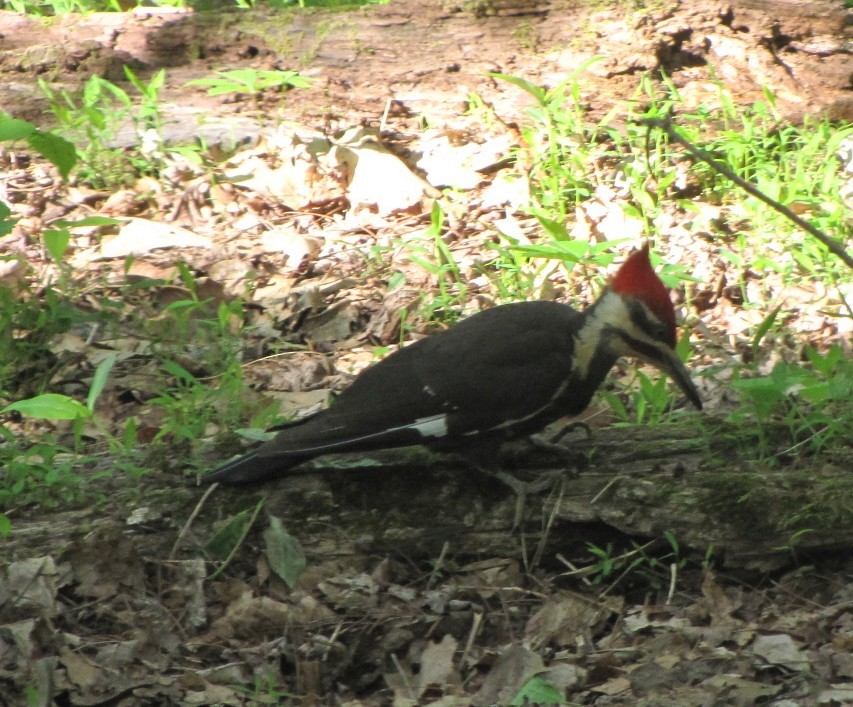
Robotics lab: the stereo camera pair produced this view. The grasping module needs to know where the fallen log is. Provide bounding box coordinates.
[221,416,852,573]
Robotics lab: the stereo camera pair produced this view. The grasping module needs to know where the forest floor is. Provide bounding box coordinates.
[1,0,852,704]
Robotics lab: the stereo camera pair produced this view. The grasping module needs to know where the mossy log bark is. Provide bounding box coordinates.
[229,417,851,573]
[5,418,850,574]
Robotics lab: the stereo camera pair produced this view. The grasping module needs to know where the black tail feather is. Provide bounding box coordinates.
[202,451,308,485]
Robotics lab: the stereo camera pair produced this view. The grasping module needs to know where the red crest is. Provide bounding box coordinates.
[611,243,677,348]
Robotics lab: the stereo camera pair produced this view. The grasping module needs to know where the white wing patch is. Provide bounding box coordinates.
[285,414,450,455]
[407,414,449,438]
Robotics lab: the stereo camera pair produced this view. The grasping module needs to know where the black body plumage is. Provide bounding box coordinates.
[204,302,596,483]
[203,247,702,485]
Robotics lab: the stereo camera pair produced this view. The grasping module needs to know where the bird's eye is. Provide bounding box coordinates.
[649,320,668,341]
[630,300,670,344]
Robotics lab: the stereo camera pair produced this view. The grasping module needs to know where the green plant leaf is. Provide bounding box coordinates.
[186,69,311,96]
[27,131,78,180]
[162,359,196,383]
[3,394,91,421]
[263,515,307,589]
[489,72,547,104]
[663,530,680,555]
[511,676,565,705]
[54,216,121,228]
[730,376,787,417]
[534,213,572,242]
[87,353,117,412]
[0,117,36,141]
[751,305,782,360]
[503,243,576,262]
[123,417,138,450]
[236,427,277,442]
[806,345,843,377]
[43,229,71,262]
[1,200,16,237]
[206,509,253,560]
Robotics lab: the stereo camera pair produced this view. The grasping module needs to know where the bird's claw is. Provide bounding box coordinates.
[494,470,563,530]
[548,421,592,444]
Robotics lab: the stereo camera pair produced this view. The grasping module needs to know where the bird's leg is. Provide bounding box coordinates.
[500,428,589,471]
[451,437,575,529]
[491,426,591,528]
[548,420,592,445]
[492,469,564,530]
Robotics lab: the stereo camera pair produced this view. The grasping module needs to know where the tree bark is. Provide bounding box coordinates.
[253,419,850,573]
[5,418,850,573]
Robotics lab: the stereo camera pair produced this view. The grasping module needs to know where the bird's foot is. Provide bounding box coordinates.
[548,420,592,444]
[499,433,585,475]
[493,469,564,530]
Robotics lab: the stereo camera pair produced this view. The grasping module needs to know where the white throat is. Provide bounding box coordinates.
[573,290,664,377]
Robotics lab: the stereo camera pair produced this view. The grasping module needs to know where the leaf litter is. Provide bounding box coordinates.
[1,0,852,703]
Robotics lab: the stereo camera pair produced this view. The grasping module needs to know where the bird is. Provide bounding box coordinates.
[203,244,702,486]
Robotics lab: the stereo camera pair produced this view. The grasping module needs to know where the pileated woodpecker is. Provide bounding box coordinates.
[204,244,701,485]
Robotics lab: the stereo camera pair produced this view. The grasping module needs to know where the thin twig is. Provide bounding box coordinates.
[171,481,218,562]
[207,497,266,581]
[639,116,853,270]
[531,477,565,571]
[390,652,415,700]
[556,552,593,586]
[459,610,484,670]
[426,541,450,590]
[666,562,678,605]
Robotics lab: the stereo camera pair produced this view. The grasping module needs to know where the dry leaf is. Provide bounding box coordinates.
[417,634,460,698]
[99,218,212,258]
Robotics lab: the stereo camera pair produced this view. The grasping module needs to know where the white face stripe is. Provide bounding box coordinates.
[573,290,671,377]
[573,291,628,378]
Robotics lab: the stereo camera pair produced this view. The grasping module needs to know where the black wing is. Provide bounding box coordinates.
[257,301,581,458]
